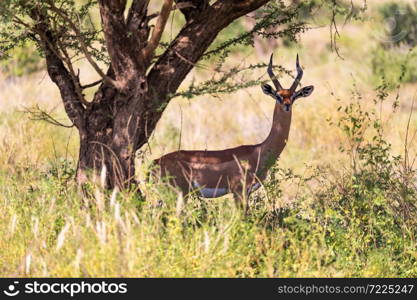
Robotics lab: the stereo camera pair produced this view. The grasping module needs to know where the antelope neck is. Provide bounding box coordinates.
[259,103,292,159]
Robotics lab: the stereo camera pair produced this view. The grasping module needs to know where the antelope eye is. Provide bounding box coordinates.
[275,94,283,103]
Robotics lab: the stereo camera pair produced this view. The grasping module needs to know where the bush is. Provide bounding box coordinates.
[0,42,44,77]
[315,84,417,263]
[371,47,417,87]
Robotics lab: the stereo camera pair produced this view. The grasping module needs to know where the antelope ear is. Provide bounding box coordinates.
[261,83,274,96]
[262,83,283,104]
[293,85,314,100]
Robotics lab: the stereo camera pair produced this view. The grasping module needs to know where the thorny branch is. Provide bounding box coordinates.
[23,105,75,128]
[45,0,118,87]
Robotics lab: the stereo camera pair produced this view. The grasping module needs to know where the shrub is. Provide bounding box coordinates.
[310,84,417,273]
[379,2,417,48]
[371,47,417,87]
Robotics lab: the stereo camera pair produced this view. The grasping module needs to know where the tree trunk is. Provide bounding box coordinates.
[75,84,142,190]
[76,132,136,190]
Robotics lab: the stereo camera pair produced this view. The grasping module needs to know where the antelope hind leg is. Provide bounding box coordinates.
[232,186,249,215]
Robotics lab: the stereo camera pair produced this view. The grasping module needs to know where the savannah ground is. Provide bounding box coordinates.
[1,0,417,277]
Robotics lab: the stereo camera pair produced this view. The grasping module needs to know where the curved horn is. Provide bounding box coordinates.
[267,53,283,91]
[289,54,303,93]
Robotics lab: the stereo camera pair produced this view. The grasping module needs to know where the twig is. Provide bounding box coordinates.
[174,50,195,66]
[22,105,75,128]
[81,79,103,90]
[330,1,344,59]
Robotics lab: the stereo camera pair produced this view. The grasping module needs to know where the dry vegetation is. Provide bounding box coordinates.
[0,0,416,277]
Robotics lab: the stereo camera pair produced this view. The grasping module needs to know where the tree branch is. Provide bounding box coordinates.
[126,0,151,51]
[29,7,86,131]
[174,0,208,22]
[23,105,75,128]
[46,0,118,87]
[127,0,149,31]
[98,0,144,87]
[81,79,103,90]
[147,2,197,20]
[141,0,174,66]
[56,38,90,107]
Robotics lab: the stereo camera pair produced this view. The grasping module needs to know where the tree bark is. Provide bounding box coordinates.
[75,79,144,190]
[77,125,137,190]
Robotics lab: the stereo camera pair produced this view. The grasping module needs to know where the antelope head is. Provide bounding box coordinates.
[262,54,314,112]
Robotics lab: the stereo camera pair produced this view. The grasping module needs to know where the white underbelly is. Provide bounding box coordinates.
[193,182,261,198]
[193,182,228,198]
